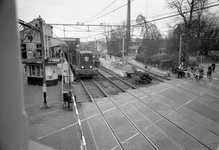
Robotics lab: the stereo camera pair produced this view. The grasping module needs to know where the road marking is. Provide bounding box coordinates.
[122,132,139,144]
[103,107,116,113]
[130,99,137,103]
[36,113,99,140]
[111,146,118,150]
[120,103,128,107]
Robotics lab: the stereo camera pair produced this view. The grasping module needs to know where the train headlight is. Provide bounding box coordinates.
[90,66,92,68]
[81,66,84,68]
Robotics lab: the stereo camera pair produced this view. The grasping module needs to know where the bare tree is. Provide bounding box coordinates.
[166,0,209,56]
[102,22,127,57]
[135,14,162,57]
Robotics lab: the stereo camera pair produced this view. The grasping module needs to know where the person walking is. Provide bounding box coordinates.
[212,63,216,73]
[207,66,213,82]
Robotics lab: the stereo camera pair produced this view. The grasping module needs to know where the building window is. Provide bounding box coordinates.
[37,44,41,48]
[32,65,36,76]
[28,36,33,40]
[21,44,27,59]
[29,65,32,76]
[35,24,38,27]
[36,65,40,76]
[21,44,26,49]
[40,66,43,77]
[28,65,42,77]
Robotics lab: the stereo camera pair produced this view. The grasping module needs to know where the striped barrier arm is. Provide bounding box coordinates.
[71,91,87,150]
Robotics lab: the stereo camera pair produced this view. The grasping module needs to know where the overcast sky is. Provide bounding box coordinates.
[16,0,219,41]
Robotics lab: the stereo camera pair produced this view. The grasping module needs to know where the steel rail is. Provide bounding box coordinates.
[90,79,159,150]
[80,79,125,150]
[99,67,137,89]
[99,68,215,149]
[124,57,219,136]
[100,65,219,136]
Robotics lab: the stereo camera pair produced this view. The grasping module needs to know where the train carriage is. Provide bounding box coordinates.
[74,49,98,79]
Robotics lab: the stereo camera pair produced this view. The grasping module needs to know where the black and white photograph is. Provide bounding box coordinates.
[1,0,219,149]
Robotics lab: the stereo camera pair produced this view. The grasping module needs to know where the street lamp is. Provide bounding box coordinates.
[179,33,185,67]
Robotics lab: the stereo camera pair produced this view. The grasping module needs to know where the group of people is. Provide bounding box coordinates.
[186,63,216,82]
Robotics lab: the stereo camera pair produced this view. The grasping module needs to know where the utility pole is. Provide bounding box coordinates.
[126,0,131,55]
[122,37,125,66]
[179,33,185,67]
[39,18,48,107]
[68,47,71,90]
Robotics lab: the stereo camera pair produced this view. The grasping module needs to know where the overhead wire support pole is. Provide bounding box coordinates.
[39,18,48,108]
[126,0,131,55]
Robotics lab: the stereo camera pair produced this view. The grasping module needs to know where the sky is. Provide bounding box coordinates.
[16,0,219,41]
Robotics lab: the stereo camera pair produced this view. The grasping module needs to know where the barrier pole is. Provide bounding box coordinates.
[71,91,87,150]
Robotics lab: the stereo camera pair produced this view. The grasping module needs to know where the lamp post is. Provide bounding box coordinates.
[179,33,185,67]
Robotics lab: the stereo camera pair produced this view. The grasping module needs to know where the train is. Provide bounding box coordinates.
[73,48,98,79]
[62,43,99,80]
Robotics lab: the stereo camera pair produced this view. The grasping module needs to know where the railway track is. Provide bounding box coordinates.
[80,79,214,149]
[80,79,106,98]
[100,66,219,137]
[81,79,160,150]
[96,67,218,150]
[98,67,137,90]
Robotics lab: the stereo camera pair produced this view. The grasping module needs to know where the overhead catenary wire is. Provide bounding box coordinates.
[83,0,118,23]
[52,1,219,40]
[82,0,218,25]
[85,0,136,24]
[79,2,219,39]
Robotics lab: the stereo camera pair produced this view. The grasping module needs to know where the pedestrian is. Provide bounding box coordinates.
[207,66,213,82]
[212,63,216,73]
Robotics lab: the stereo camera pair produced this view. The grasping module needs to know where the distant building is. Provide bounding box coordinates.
[129,38,142,54]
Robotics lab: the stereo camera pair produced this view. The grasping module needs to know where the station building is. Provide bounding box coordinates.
[20,16,66,86]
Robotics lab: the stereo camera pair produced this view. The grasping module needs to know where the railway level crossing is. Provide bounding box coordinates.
[80,79,219,149]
